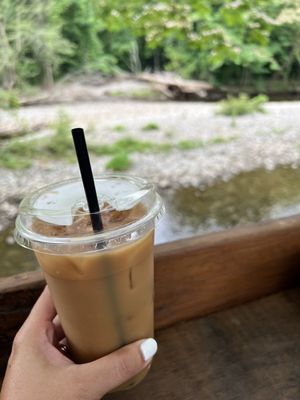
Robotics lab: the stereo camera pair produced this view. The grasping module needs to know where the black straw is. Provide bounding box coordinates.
[71,128,103,232]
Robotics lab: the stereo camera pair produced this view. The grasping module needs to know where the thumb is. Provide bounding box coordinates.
[75,338,157,397]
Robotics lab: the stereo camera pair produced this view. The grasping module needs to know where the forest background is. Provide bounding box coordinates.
[1,0,300,92]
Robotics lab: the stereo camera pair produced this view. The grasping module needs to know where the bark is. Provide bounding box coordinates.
[42,59,54,89]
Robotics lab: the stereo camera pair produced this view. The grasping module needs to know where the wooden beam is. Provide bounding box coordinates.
[1,215,300,374]
[105,288,300,400]
[154,216,300,329]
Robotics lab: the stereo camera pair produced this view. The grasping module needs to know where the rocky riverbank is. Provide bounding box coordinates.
[1,100,300,232]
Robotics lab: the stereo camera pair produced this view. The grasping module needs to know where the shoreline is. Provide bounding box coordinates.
[1,100,300,232]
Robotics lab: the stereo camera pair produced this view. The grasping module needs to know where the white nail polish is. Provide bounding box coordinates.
[140,338,158,362]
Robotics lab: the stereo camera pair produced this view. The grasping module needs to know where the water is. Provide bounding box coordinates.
[0,226,38,277]
[155,166,300,243]
[2,166,300,278]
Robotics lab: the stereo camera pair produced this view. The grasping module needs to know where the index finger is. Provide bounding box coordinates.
[28,285,57,324]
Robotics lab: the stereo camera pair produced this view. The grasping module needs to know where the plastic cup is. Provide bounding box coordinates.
[15,173,164,391]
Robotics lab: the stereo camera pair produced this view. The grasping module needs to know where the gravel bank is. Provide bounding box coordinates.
[1,100,300,230]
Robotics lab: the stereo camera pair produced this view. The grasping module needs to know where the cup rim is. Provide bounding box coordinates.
[14,174,164,251]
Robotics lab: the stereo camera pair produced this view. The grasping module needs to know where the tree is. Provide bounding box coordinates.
[0,0,73,88]
[272,0,300,82]
[0,0,300,89]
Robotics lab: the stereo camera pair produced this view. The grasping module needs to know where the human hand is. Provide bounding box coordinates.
[1,286,157,400]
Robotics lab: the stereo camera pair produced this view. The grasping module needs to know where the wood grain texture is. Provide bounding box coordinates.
[1,215,300,375]
[154,215,300,329]
[106,288,300,400]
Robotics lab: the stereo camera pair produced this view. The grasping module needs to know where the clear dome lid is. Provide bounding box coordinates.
[15,174,164,253]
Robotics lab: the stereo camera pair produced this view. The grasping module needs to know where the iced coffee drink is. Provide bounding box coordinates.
[15,174,163,391]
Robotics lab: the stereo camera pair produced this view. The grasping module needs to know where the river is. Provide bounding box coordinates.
[2,166,300,277]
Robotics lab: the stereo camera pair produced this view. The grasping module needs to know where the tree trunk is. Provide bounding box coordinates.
[3,68,17,90]
[154,50,160,72]
[130,40,141,73]
[0,22,17,89]
[42,59,54,89]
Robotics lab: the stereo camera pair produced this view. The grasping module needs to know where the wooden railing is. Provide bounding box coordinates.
[1,214,300,375]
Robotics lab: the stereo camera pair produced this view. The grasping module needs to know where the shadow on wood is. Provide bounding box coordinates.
[105,288,300,400]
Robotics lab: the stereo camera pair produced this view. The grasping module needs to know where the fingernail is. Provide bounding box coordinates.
[140,338,158,362]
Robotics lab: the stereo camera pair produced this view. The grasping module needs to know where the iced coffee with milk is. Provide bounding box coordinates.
[15,174,163,391]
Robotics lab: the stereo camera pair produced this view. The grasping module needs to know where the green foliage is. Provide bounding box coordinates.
[0,110,73,169]
[0,90,20,109]
[105,151,131,171]
[47,110,73,157]
[112,124,126,132]
[209,136,239,145]
[155,143,172,152]
[113,137,154,152]
[142,122,159,131]
[132,0,286,82]
[127,89,164,100]
[91,137,168,155]
[0,127,239,170]
[176,137,237,149]
[102,135,238,171]
[177,140,203,150]
[217,94,269,116]
[107,89,163,100]
[1,0,299,89]
[0,139,35,169]
[0,0,73,88]
[57,0,118,75]
[107,91,125,98]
